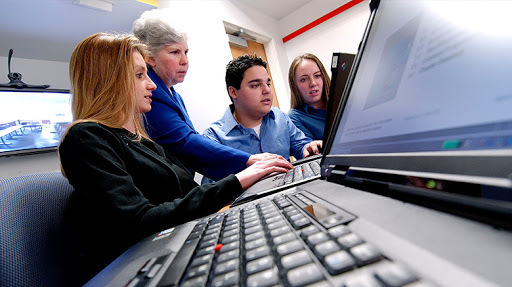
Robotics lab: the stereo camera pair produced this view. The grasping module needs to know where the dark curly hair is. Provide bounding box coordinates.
[225,54,267,97]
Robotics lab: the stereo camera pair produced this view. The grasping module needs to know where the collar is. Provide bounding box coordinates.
[301,104,326,115]
[148,66,176,99]
[220,105,276,134]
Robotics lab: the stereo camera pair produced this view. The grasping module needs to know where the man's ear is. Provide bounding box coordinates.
[228,86,238,100]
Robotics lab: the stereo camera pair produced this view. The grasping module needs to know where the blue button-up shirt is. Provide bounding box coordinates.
[203,106,313,160]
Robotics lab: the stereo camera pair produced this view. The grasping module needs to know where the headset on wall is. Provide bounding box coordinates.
[0,49,50,89]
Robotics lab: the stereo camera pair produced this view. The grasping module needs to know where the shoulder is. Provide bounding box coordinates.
[288,108,302,119]
[206,106,236,134]
[270,107,292,122]
[270,106,287,117]
[63,122,125,147]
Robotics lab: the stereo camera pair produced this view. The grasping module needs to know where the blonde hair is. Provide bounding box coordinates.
[288,53,331,109]
[66,32,149,140]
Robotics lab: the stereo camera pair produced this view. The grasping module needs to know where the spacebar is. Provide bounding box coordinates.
[157,237,200,286]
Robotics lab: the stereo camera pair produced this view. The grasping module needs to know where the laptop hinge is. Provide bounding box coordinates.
[322,165,336,177]
[322,165,349,177]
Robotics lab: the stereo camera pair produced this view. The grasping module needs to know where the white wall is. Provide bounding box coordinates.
[281,0,371,77]
[155,0,290,132]
[0,0,371,179]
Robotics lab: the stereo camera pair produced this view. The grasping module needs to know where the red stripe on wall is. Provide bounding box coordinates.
[282,0,365,43]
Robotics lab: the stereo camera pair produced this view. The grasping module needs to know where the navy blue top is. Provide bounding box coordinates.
[288,104,327,140]
[144,68,250,180]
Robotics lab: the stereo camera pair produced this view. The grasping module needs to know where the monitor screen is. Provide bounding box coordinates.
[324,0,512,184]
[0,88,72,157]
[331,1,512,155]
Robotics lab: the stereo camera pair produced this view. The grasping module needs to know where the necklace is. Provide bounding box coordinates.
[233,111,240,124]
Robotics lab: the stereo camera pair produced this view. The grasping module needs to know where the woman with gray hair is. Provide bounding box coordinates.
[133,9,282,181]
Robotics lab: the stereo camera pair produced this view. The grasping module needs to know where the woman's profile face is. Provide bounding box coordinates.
[294,59,325,110]
[148,41,189,87]
[133,51,156,113]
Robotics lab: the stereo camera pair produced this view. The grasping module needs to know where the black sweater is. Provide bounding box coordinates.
[59,122,243,283]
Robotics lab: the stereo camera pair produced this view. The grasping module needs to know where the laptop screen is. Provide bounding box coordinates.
[325,0,512,187]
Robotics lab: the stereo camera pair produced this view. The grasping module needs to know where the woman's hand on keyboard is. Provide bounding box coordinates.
[246,152,286,166]
[236,158,293,189]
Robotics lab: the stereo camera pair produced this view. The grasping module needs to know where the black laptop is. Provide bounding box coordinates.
[86,1,512,286]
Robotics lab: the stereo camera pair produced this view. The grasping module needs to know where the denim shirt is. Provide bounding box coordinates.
[204,105,312,160]
[288,104,327,140]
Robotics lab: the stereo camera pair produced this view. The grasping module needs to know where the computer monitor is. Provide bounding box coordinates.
[0,88,72,157]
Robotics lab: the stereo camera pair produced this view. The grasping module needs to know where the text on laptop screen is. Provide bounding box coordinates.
[331,1,512,156]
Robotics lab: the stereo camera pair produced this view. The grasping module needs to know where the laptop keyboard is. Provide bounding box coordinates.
[279,159,322,187]
[127,191,425,287]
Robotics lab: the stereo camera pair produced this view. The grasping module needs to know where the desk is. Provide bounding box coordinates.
[0,125,24,145]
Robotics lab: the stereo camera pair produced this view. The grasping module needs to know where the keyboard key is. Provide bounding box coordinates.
[195,245,215,257]
[246,245,271,261]
[272,232,295,245]
[374,263,418,287]
[218,241,239,253]
[217,249,239,263]
[344,273,383,287]
[350,243,382,266]
[314,240,341,258]
[310,161,321,175]
[286,263,325,286]
[222,228,239,238]
[190,254,214,268]
[245,230,264,242]
[292,216,311,229]
[214,258,239,275]
[328,225,350,237]
[245,238,266,250]
[281,250,313,270]
[324,250,355,275]
[220,234,239,245]
[267,220,286,230]
[245,225,263,235]
[246,268,279,287]
[198,238,216,249]
[181,275,207,287]
[211,270,239,287]
[269,225,291,237]
[246,255,274,275]
[337,233,364,249]
[307,232,330,246]
[301,225,320,237]
[275,239,304,257]
[186,263,209,278]
[293,167,304,182]
[321,214,346,228]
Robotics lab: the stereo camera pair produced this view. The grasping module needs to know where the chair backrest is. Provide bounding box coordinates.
[0,172,78,287]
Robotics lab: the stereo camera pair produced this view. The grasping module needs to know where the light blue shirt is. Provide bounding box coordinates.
[203,105,312,160]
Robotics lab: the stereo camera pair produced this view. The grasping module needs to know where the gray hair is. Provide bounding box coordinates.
[132,9,187,57]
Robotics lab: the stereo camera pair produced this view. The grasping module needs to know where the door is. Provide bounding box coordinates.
[229,40,280,108]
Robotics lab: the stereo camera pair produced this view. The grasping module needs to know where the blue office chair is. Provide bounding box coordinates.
[0,172,79,287]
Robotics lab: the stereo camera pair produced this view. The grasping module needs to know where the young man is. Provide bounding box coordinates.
[204,54,322,162]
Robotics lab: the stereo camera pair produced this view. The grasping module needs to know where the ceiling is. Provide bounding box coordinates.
[0,0,311,63]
